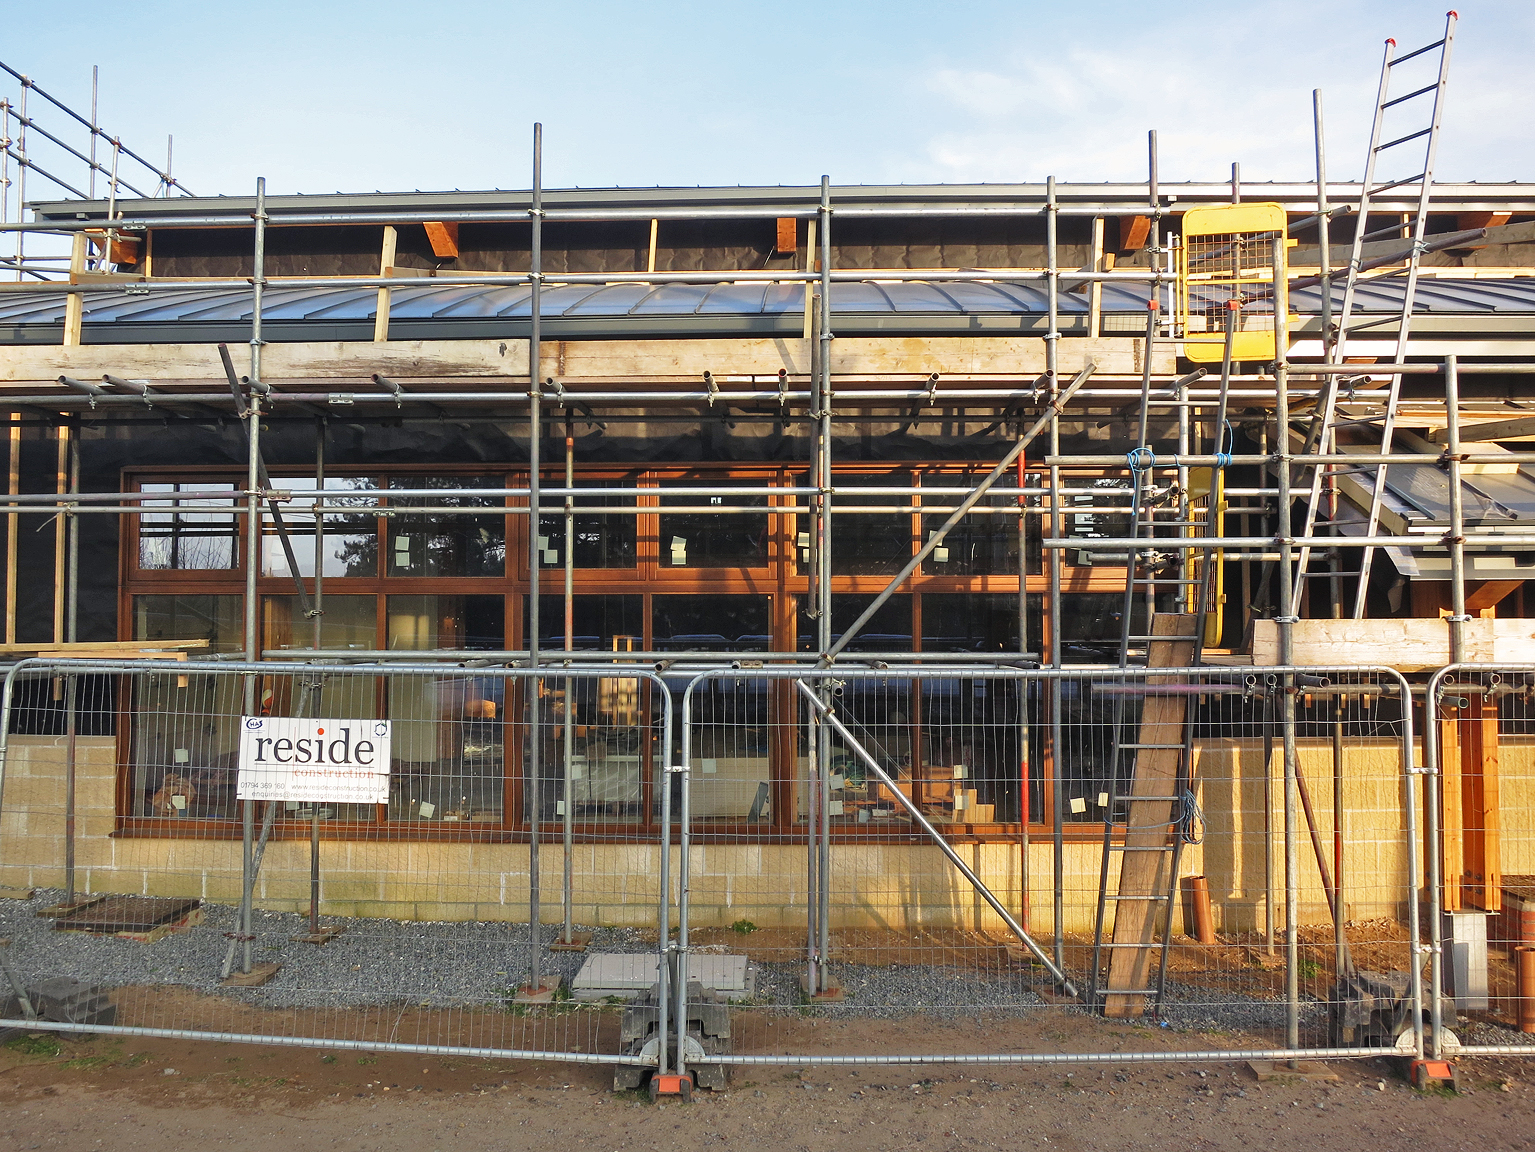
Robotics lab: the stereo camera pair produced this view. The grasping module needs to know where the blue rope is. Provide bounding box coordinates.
[1180,788,1205,846]
[1126,446,1157,477]
[1211,419,1235,470]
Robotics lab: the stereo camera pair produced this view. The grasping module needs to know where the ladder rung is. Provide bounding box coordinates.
[1382,81,1442,110]
[1389,38,1447,67]
[1103,893,1175,901]
[1366,172,1428,198]
[1300,570,1363,577]
[1109,845,1178,853]
[1116,744,1186,751]
[1374,127,1433,152]
[1092,987,1164,996]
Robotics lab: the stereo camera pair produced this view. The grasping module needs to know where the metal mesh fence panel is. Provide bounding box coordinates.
[0,659,671,1068]
[679,665,1424,1068]
[1428,665,1535,1056]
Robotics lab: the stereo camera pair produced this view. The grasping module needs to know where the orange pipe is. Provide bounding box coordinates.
[1517,946,1535,1034]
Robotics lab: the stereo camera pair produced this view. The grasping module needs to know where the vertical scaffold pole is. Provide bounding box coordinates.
[1041,176,1059,944]
[526,122,545,996]
[1273,236,1301,1060]
[562,410,575,945]
[238,176,268,977]
[309,418,326,937]
[1436,354,1463,1059]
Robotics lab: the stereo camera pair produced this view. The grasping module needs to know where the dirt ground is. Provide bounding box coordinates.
[3,1013,1535,1152]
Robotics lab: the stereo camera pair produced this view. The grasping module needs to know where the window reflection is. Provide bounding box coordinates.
[920,470,1021,576]
[658,478,768,568]
[537,478,637,569]
[262,477,379,578]
[388,477,505,578]
[830,473,910,575]
[139,483,239,571]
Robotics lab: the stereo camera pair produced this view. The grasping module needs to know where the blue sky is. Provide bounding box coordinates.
[4,0,1532,199]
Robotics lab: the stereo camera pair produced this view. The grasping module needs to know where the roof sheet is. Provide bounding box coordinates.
[0,277,1531,342]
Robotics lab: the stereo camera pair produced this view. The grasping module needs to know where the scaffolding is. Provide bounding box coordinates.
[0,10,1528,1072]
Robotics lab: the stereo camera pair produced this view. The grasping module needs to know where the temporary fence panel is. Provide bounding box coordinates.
[1427,664,1535,1056]
[0,659,672,1069]
[678,665,1426,1068]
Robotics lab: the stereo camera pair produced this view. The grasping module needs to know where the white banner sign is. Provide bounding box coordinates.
[237,717,392,804]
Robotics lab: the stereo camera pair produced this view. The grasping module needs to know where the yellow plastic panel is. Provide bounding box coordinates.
[1178,202,1288,363]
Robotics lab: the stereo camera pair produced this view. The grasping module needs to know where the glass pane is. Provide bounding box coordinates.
[794,673,916,827]
[1057,478,1134,566]
[388,476,505,577]
[917,671,1026,825]
[687,677,772,822]
[653,594,771,653]
[387,595,505,651]
[130,595,246,821]
[536,674,647,824]
[919,469,1022,576]
[1058,592,1138,663]
[265,594,377,653]
[830,472,911,575]
[797,593,912,653]
[133,594,244,653]
[658,477,768,568]
[129,668,245,822]
[526,594,645,652]
[920,593,1023,654]
[537,478,637,569]
[263,477,379,578]
[138,483,238,571]
[388,670,505,825]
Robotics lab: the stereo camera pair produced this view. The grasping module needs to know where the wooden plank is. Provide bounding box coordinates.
[0,335,1168,388]
[0,639,207,653]
[62,233,88,348]
[1462,695,1502,912]
[1103,612,1198,1018]
[1465,580,1524,612]
[774,218,797,254]
[374,225,398,343]
[1428,413,1535,443]
[423,221,460,259]
[1116,215,1151,253]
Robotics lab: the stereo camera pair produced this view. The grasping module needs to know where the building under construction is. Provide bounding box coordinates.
[0,13,1531,1086]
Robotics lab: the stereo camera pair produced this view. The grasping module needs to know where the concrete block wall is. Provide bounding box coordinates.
[0,734,1438,934]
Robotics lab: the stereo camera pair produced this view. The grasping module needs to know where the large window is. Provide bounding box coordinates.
[122,464,1105,839]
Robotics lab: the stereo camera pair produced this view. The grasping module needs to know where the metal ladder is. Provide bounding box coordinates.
[1085,307,1227,1015]
[1290,12,1458,619]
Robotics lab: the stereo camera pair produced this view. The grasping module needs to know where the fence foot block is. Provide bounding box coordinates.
[512,982,561,1004]
[291,927,344,946]
[549,932,593,953]
[1409,1059,1460,1092]
[1246,1060,1340,1083]
[222,961,282,988]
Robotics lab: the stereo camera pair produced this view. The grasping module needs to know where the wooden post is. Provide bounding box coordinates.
[52,420,67,643]
[1103,612,1198,1017]
[373,226,397,343]
[4,412,17,644]
[1089,215,1105,338]
[62,232,88,347]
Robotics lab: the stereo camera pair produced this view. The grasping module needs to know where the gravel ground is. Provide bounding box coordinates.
[0,888,1488,1049]
[0,888,653,1010]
